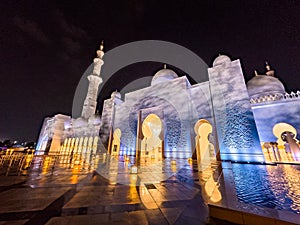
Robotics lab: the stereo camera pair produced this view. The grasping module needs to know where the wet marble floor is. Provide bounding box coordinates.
[1,153,300,224]
[0,157,237,225]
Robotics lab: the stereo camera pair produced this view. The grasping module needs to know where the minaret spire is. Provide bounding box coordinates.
[92,41,105,76]
[81,42,105,119]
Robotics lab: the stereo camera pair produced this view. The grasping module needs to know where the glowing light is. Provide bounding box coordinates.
[205,177,216,196]
[131,165,138,174]
[210,187,222,203]
[171,164,177,173]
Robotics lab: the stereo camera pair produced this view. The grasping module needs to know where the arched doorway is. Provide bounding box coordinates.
[111,128,122,156]
[137,113,163,163]
[272,122,300,162]
[194,119,216,168]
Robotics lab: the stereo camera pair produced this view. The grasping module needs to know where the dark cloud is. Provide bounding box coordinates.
[50,9,89,61]
[61,37,81,55]
[1,0,299,142]
[52,9,88,39]
[13,16,50,45]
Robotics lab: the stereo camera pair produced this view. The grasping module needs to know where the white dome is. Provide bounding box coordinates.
[111,90,121,99]
[88,114,101,125]
[213,55,231,67]
[151,68,178,86]
[72,117,88,128]
[247,75,285,98]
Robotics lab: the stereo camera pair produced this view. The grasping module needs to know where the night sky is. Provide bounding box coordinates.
[0,0,299,142]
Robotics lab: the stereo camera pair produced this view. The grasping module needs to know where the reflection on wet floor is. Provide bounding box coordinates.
[0,151,34,176]
[232,163,300,214]
[0,151,300,224]
[96,154,196,185]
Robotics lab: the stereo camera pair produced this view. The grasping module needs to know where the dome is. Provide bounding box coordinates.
[213,55,231,67]
[111,90,121,99]
[247,75,285,99]
[88,114,101,125]
[72,117,88,128]
[151,68,178,86]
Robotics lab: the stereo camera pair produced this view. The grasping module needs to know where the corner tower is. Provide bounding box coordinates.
[81,42,104,119]
[208,55,264,162]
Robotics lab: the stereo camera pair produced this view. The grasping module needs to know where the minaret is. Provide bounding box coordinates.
[81,41,104,119]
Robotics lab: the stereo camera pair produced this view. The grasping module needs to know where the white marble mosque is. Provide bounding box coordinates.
[36,43,300,166]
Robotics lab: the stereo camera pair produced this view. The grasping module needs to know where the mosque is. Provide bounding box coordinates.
[36,43,300,166]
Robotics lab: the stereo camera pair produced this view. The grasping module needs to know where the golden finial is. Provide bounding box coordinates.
[254,70,258,76]
[164,64,167,69]
[265,61,271,71]
[265,61,275,76]
[100,40,104,51]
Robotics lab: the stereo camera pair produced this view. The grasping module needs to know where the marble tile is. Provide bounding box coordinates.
[160,207,185,224]
[0,220,29,225]
[46,214,109,225]
[128,210,148,225]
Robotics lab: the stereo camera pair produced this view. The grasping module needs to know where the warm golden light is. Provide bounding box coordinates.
[131,165,138,174]
[204,176,222,203]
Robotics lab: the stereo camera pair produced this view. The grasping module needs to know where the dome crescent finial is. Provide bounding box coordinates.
[265,61,275,76]
[265,61,271,71]
[100,40,104,51]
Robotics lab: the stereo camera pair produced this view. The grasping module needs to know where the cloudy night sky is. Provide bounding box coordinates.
[0,0,299,142]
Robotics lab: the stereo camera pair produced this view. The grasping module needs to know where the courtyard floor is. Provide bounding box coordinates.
[1,153,299,224]
[0,154,237,225]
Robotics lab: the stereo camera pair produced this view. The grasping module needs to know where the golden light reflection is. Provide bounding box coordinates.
[130,174,137,186]
[204,177,215,196]
[167,159,177,173]
[124,155,130,163]
[139,185,158,209]
[210,183,222,203]
[128,184,138,203]
[70,175,78,184]
[199,163,223,204]
[23,153,34,169]
[41,156,52,174]
[131,165,138,174]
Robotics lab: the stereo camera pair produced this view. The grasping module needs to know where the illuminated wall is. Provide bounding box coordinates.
[252,99,300,142]
[99,98,117,151]
[189,81,218,156]
[252,98,300,162]
[112,76,197,158]
[208,58,264,162]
